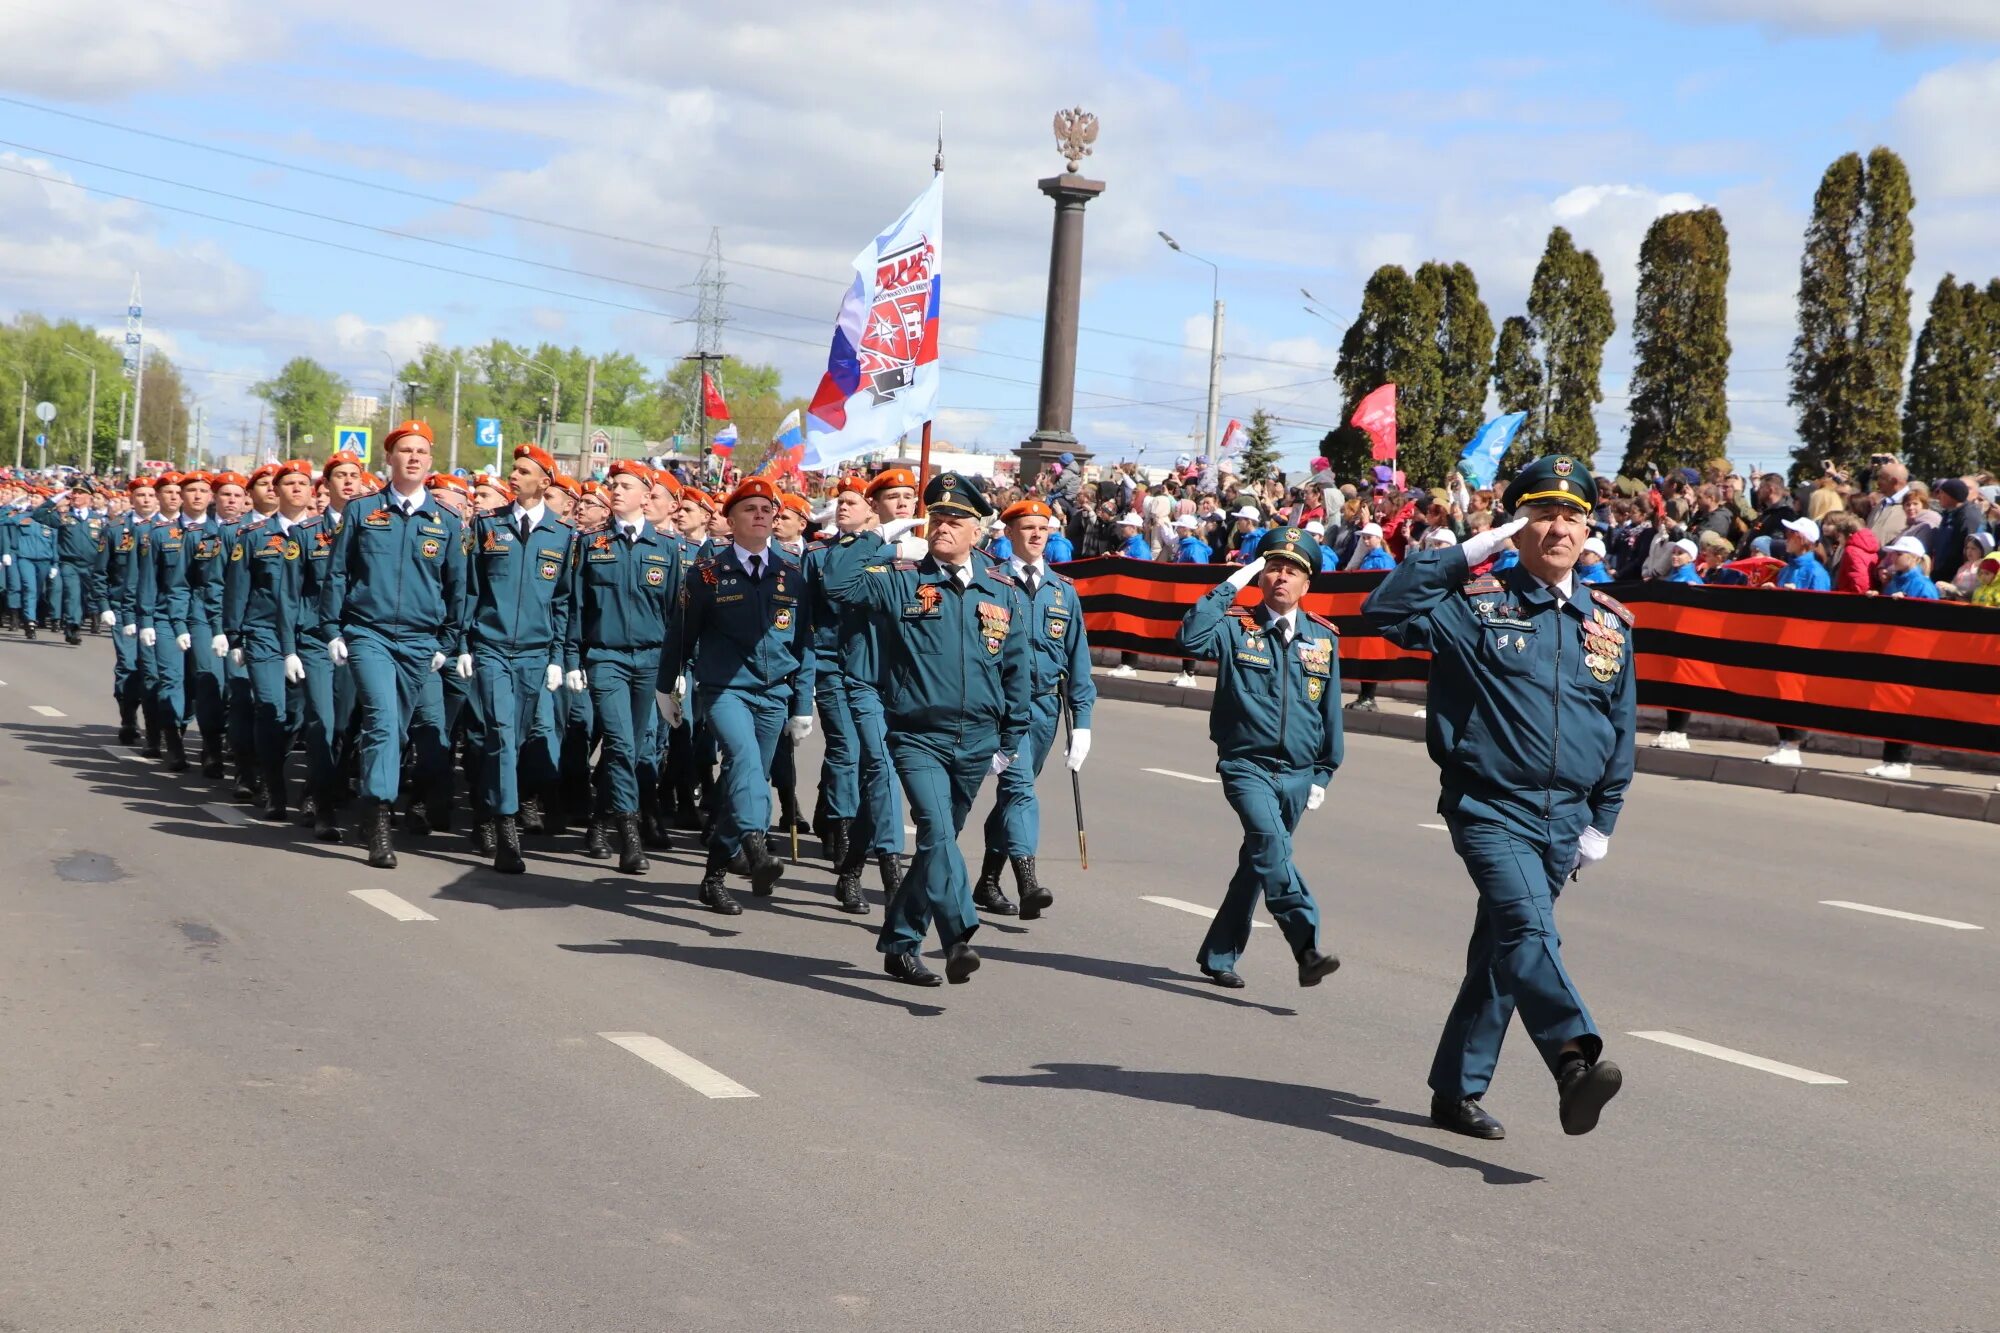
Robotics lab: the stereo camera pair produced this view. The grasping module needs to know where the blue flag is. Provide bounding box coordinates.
[1456,412,1527,488]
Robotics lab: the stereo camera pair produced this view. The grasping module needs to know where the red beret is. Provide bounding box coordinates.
[512,443,556,477]
[724,476,781,514]
[866,467,918,498]
[384,419,434,450]
[1001,498,1055,523]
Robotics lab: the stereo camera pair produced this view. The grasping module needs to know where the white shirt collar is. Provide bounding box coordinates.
[1528,570,1576,600]
[1265,607,1298,636]
[388,484,425,514]
[274,512,295,534]
[512,501,546,530]
[1010,556,1042,582]
[732,541,770,570]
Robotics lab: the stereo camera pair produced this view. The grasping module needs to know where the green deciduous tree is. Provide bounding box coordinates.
[253,357,348,459]
[1525,225,1615,459]
[1789,147,1915,480]
[1623,207,1733,476]
[1900,274,1994,480]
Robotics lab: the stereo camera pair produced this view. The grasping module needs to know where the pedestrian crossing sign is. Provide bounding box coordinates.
[337,426,370,455]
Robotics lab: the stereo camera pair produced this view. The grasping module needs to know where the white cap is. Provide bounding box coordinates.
[1173,514,1200,530]
[1780,515,1820,544]
[1421,528,1458,547]
[1118,513,1143,527]
[1232,505,1261,521]
[1582,535,1607,556]
[1360,521,1384,538]
[1887,534,1928,556]
[1303,520,1326,536]
[1673,538,1699,558]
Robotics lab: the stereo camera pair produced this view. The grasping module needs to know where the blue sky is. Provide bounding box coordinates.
[6,0,2000,475]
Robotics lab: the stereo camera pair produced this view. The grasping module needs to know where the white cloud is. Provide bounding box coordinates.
[0,1,286,99]
[1650,0,2000,42]
[1897,59,2000,198]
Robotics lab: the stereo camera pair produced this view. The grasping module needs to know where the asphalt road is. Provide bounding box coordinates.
[1,632,1995,1333]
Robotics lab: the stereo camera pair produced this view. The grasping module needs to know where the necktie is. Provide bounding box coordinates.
[748,554,763,582]
[945,563,966,587]
[519,514,532,543]
[1271,617,1290,648]
[624,524,638,545]
[1023,565,1040,600]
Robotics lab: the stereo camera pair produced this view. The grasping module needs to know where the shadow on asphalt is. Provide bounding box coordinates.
[558,937,947,1018]
[979,945,1298,1017]
[977,1062,1542,1185]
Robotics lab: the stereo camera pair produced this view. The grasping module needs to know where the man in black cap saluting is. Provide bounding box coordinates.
[822,471,1031,986]
[1363,452,1631,1141]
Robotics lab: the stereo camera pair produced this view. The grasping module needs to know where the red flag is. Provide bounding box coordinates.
[1352,383,1397,462]
[701,371,731,421]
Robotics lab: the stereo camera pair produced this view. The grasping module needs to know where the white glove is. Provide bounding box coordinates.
[879,517,921,544]
[1224,555,1267,592]
[1571,826,1610,877]
[989,749,1016,777]
[654,689,684,727]
[138,627,156,647]
[429,651,447,673]
[454,653,473,679]
[174,633,191,652]
[121,621,136,637]
[1,554,9,566]
[786,715,813,743]
[282,653,306,684]
[1462,514,1530,567]
[327,637,348,666]
[565,668,588,694]
[1307,783,1326,812]
[50,566,60,583]
[211,634,229,659]
[229,648,244,667]
[544,663,562,691]
[1066,727,1091,772]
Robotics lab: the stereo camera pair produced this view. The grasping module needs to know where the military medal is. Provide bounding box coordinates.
[977,600,1010,655]
[917,584,942,613]
[774,607,793,630]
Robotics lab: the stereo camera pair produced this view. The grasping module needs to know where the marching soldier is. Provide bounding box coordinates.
[221,460,316,818]
[225,465,282,799]
[575,459,685,877]
[822,472,1031,987]
[633,466,688,849]
[680,476,815,911]
[186,471,243,779]
[320,421,468,868]
[463,444,576,873]
[30,484,110,651]
[1363,453,1631,1140]
[293,453,363,841]
[104,477,160,743]
[134,472,193,771]
[803,477,872,910]
[7,486,58,639]
[1176,527,1345,990]
[973,497,1095,920]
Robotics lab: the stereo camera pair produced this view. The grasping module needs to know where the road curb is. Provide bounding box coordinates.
[1092,673,2000,826]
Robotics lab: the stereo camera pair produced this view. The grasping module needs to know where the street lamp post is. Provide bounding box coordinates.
[1160,231,1224,466]
[60,346,98,472]
[0,364,27,470]
[507,357,561,455]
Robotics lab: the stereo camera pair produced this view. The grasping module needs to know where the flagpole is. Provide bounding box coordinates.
[915,115,944,521]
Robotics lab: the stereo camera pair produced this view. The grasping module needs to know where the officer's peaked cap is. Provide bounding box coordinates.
[1501,454,1593,514]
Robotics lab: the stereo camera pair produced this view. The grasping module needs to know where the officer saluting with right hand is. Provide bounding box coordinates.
[1362,453,1632,1141]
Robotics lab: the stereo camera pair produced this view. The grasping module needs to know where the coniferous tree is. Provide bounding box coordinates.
[1525,226,1615,459]
[1336,264,1443,475]
[1423,261,1496,453]
[1238,407,1283,483]
[1901,275,1993,480]
[1623,207,1732,476]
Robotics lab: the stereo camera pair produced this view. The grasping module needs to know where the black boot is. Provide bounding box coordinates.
[833,865,870,914]
[617,812,649,875]
[583,819,612,860]
[698,845,742,915]
[739,832,782,896]
[472,816,498,858]
[426,784,454,835]
[639,790,672,850]
[1013,855,1054,921]
[141,721,162,759]
[364,801,398,870]
[21,620,34,641]
[884,950,941,987]
[876,852,905,907]
[517,794,545,836]
[117,701,140,746]
[200,741,224,780]
[259,766,288,821]
[1430,1095,1505,1140]
[672,783,703,830]
[493,815,526,874]
[313,791,344,844]
[162,725,188,774]
[231,751,257,801]
[64,622,82,646]
[823,816,851,870]
[777,787,809,839]
[972,849,1016,915]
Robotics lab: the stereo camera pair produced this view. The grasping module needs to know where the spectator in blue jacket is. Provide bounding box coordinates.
[1353,522,1395,571]
[1879,536,1939,599]
[1776,517,1832,591]
[1172,514,1212,564]
[1664,538,1703,584]
[1117,513,1150,560]
[1303,520,1338,571]
[1577,535,1612,584]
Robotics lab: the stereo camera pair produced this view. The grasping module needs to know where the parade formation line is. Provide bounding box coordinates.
[598,1032,759,1100]
[1818,900,1982,931]
[1627,1031,1848,1085]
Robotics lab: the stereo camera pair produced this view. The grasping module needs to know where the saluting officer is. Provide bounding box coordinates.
[822,472,1031,987]
[1363,453,1631,1141]
[320,421,468,869]
[221,460,317,818]
[574,459,686,877]
[463,444,577,874]
[680,476,815,911]
[1177,527,1344,990]
[972,497,1095,920]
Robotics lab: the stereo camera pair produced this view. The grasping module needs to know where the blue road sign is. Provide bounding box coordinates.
[34,432,45,447]
[336,427,370,453]
[475,417,501,449]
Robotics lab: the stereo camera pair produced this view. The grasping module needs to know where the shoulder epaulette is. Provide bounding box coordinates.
[1589,587,1635,625]
[807,538,828,553]
[984,568,1015,586]
[1461,575,1504,596]
[1227,606,1260,628]
[893,558,919,572]
[1306,611,1341,635]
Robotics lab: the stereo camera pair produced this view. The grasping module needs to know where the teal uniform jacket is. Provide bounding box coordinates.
[1361,546,1635,834]
[827,529,894,685]
[10,507,56,562]
[1178,585,1343,785]
[223,517,310,656]
[466,509,577,657]
[574,521,685,672]
[318,491,467,654]
[681,545,813,714]
[804,538,848,668]
[1019,566,1096,728]
[135,516,194,639]
[821,546,1030,752]
[176,516,229,632]
[103,514,149,628]
[295,513,344,645]
[31,502,109,567]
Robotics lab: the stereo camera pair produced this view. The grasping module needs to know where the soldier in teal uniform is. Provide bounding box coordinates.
[972,497,1095,920]
[680,475,814,910]
[1177,526,1345,991]
[222,461,316,819]
[574,460,686,878]
[8,487,58,638]
[319,421,468,868]
[224,466,282,799]
[803,476,872,912]
[32,482,112,650]
[1363,453,1631,1141]
[103,476,160,740]
[293,453,362,841]
[186,471,245,780]
[134,472,193,771]
[822,472,1031,987]
[463,444,577,874]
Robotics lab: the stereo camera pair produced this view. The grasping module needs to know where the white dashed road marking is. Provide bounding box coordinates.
[100,746,136,764]
[1419,823,1448,831]
[1142,768,1219,785]
[201,802,253,827]
[1140,895,1271,928]
[1819,900,1981,931]
[30,705,63,717]
[1627,1031,1846,1085]
[349,888,438,922]
[599,1032,758,1100]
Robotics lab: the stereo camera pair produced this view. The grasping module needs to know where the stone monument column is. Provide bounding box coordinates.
[1017,107,1104,491]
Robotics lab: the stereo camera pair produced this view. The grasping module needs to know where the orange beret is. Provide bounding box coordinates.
[512,443,556,476]
[779,490,811,516]
[157,471,184,487]
[323,450,363,477]
[649,468,683,495]
[278,459,315,477]
[425,472,472,495]
[678,487,715,511]
[181,471,212,486]
[834,475,867,496]
[580,479,606,499]
[128,475,158,490]
[550,472,582,497]
[606,459,652,485]
[866,467,918,498]
[474,475,516,502]
[1001,498,1055,523]
[384,419,434,450]
[213,471,248,490]
[723,476,782,513]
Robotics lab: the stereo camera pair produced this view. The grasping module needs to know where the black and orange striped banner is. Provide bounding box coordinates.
[1057,556,2000,754]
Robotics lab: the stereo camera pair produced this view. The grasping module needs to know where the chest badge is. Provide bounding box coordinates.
[774,607,793,631]
[916,583,942,614]
[420,537,441,559]
[644,565,665,586]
